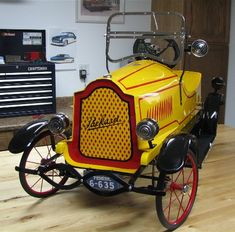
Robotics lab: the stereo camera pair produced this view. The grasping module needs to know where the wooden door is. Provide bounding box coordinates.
[152,0,231,123]
[184,0,230,43]
[184,0,230,123]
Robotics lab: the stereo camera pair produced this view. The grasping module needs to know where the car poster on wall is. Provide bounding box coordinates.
[76,0,125,23]
[47,28,78,71]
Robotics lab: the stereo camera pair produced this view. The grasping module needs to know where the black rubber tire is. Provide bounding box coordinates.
[19,131,68,198]
[156,150,198,230]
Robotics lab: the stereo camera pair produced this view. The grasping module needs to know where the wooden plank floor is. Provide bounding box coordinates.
[0,125,235,232]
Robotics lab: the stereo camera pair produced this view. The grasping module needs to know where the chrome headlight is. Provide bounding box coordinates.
[48,113,70,134]
[191,39,209,57]
[136,118,159,141]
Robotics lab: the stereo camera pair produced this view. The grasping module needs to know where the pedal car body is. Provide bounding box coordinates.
[8,12,224,230]
[59,59,201,173]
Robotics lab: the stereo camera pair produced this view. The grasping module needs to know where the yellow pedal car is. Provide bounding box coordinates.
[9,12,225,230]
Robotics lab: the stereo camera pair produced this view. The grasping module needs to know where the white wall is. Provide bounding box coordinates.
[0,0,152,97]
[225,0,235,128]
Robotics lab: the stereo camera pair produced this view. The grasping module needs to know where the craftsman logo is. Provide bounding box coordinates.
[86,115,122,130]
[28,66,48,71]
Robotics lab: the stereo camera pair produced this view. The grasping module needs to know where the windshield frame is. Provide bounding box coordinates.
[105,11,186,72]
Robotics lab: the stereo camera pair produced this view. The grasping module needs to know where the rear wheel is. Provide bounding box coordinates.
[156,150,198,230]
[19,131,68,198]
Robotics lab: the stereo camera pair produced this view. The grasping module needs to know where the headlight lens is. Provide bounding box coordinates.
[191,39,208,57]
[136,118,159,141]
[48,113,70,134]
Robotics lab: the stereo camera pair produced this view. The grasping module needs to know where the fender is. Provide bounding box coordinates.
[157,134,197,174]
[8,119,49,154]
[202,92,224,136]
[201,77,225,136]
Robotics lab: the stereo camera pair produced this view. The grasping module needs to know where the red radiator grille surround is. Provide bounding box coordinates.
[67,79,141,170]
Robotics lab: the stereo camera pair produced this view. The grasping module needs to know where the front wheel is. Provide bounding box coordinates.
[19,131,69,198]
[156,150,198,230]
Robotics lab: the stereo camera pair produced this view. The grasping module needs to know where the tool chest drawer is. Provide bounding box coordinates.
[0,63,56,117]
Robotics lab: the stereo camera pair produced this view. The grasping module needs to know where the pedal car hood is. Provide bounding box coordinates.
[109,60,179,96]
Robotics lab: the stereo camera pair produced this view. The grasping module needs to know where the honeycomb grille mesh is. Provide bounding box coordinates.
[80,87,132,161]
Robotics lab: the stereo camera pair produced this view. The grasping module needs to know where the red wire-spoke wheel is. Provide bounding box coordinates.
[19,131,69,198]
[156,149,198,230]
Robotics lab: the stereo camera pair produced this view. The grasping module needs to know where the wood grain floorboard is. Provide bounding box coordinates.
[0,125,235,232]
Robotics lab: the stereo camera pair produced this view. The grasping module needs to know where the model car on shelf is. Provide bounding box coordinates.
[50,54,74,63]
[9,12,224,231]
[51,32,76,46]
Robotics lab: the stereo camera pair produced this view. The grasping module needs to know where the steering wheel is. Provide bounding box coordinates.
[133,38,181,68]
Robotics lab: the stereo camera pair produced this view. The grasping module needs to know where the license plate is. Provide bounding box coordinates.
[87,175,121,192]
